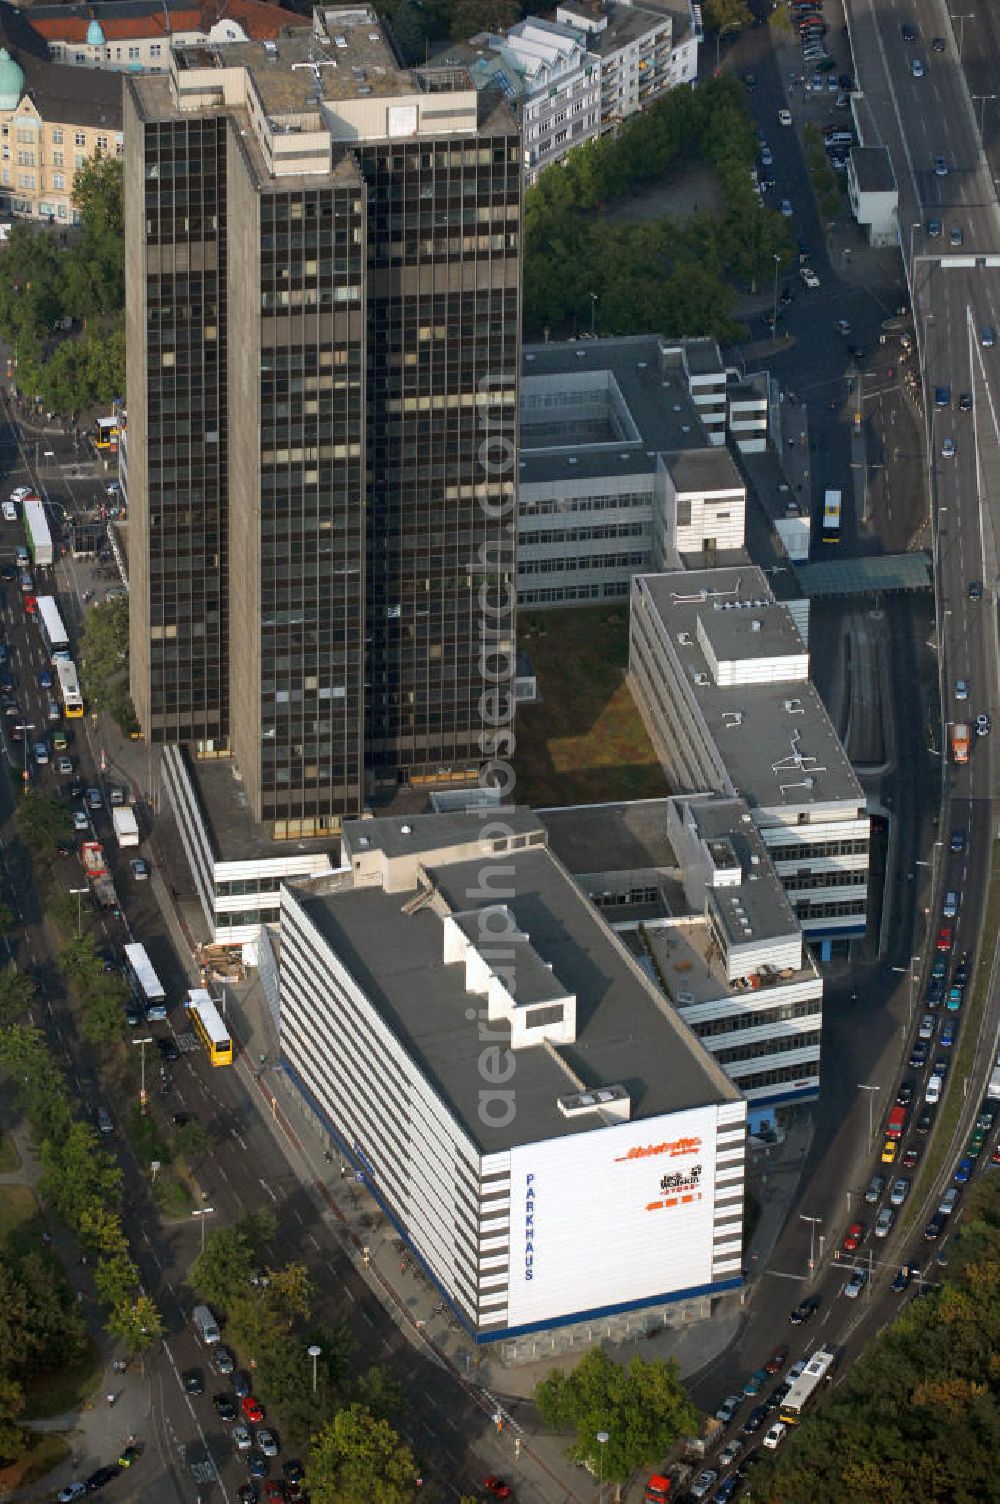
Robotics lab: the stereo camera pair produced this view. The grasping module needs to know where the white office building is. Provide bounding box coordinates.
[628,566,869,944]
[278,809,746,1361]
[518,335,744,608]
[160,745,338,946]
[539,795,824,1112]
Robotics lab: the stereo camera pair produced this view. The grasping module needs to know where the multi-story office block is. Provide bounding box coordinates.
[126,5,521,838]
[517,335,743,608]
[279,808,745,1359]
[628,566,869,946]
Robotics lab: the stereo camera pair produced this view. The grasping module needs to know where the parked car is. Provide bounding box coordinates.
[742,1405,768,1435]
[715,1394,742,1424]
[762,1422,787,1451]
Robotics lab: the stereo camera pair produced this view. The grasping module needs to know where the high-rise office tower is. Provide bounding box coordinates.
[125,6,521,837]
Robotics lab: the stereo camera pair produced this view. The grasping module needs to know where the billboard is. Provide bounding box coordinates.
[506,1105,719,1328]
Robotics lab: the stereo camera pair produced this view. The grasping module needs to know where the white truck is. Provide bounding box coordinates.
[112,806,139,847]
[23,497,53,567]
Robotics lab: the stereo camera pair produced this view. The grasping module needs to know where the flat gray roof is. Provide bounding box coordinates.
[520,335,713,487]
[185,754,338,866]
[539,799,679,874]
[343,807,545,861]
[638,567,864,811]
[299,845,738,1152]
[852,145,896,195]
[686,798,799,944]
[665,448,743,494]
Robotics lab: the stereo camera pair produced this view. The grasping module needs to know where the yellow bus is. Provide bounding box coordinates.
[55,658,84,717]
[185,988,233,1066]
[94,416,119,452]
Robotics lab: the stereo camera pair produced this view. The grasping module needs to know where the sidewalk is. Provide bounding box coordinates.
[0,1122,152,1500]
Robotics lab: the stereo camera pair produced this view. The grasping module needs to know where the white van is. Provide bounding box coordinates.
[192,1303,221,1345]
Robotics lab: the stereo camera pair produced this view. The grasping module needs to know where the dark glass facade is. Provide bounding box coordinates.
[131,113,228,743]
[127,64,520,836]
[358,137,521,796]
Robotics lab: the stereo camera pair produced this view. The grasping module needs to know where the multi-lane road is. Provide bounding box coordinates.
[0,407,540,1504]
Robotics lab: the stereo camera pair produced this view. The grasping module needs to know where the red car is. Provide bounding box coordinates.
[991,1146,1000,1165]
[264,1486,287,1503]
[936,927,953,952]
[485,1481,512,1501]
[903,1146,921,1169]
[241,1396,265,1425]
[842,1221,865,1252]
[23,594,36,615]
[764,1346,788,1375]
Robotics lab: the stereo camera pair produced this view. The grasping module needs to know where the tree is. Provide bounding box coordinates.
[238,1207,278,1253]
[0,1374,25,1466]
[93,1252,140,1310]
[71,156,124,238]
[353,1365,403,1423]
[77,1204,129,1259]
[0,1265,33,1375]
[268,1262,313,1328]
[190,1225,257,1310]
[16,1252,87,1369]
[307,1404,422,1504]
[80,982,127,1046]
[39,1121,122,1226]
[701,0,751,34]
[449,0,521,40]
[16,791,70,858]
[79,595,135,734]
[0,965,34,1028]
[173,1118,209,1163]
[107,1292,164,1354]
[253,1333,339,1449]
[534,1349,699,1483]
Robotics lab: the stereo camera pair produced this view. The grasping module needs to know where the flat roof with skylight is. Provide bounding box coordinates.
[296,840,739,1154]
[637,567,863,811]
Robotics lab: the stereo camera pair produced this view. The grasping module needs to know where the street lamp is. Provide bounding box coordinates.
[131,1035,153,1113]
[307,1343,322,1396]
[858,1082,881,1142]
[973,94,998,137]
[799,1213,822,1272]
[891,955,920,1028]
[14,722,33,786]
[589,292,598,337]
[771,253,781,344]
[68,885,88,938]
[191,1206,215,1253]
[596,1430,609,1501]
[950,12,974,60]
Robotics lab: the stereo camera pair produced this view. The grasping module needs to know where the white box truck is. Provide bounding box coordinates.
[112,806,139,847]
[192,1304,221,1344]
